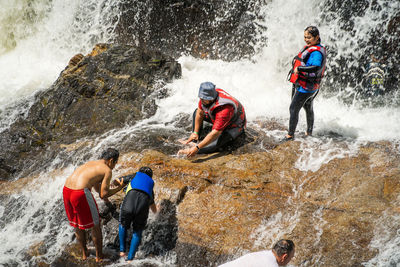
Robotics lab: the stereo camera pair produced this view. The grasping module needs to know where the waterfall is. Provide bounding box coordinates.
[0,0,399,266]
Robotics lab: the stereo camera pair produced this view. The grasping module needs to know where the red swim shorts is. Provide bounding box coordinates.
[63,186,100,229]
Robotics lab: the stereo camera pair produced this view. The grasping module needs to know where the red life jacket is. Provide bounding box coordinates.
[200,88,246,130]
[288,45,327,90]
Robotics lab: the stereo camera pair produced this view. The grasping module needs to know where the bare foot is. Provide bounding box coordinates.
[96,253,105,262]
[96,257,110,263]
[119,252,126,257]
[82,247,89,260]
[96,252,113,263]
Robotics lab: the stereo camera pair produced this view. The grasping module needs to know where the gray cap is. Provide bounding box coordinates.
[198,82,217,100]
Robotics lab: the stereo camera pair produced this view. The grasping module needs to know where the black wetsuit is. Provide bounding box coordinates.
[119,189,154,231]
[288,85,319,136]
[119,174,155,260]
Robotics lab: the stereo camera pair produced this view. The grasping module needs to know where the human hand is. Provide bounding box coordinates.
[184,132,199,144]
[116,178,124,187]
[186,145,199,158]
[177,148,190,156]
[112,178,124,187]
[112,179,120,187]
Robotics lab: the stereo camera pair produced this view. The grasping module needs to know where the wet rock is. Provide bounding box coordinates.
[1,139,399,266]
[0,44,181,180]
[99,141,398,267]
[28,241,48,257]
[115,0,267,61]
[321,1,400,93]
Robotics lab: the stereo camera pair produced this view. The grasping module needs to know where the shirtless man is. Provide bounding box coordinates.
[63,148,125,262]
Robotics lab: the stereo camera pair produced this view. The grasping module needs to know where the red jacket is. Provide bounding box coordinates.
[199,89,246,130]
[289,45,327,90]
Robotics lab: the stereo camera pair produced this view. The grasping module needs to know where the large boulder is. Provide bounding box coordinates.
[0,44,181,180]
[109,142,398,266]
[2,140,393,266]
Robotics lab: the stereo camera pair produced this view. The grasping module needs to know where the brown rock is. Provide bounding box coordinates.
[3,140,398,266]
[106,140,399,266]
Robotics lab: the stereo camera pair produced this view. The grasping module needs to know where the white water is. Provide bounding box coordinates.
[364,207,400,267]
[0,0,399,266]
[0,0,121,131]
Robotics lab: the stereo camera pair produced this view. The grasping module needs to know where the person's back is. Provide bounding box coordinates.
[64,160,111,190]
[218,239,295,267]
[219,250,278,267]
[118,167,158,261]
[62,148,124,262]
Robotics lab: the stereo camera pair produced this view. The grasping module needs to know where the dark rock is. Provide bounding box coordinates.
[321,1,400,94]
[114,0,267,61]
[0,44,181,180]
[175,242,228,267]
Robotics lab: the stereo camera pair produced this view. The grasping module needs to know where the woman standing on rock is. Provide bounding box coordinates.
[284,26,327,141]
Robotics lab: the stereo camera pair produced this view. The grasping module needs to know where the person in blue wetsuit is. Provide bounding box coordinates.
[285,26,327,141]
[117,167,158,261]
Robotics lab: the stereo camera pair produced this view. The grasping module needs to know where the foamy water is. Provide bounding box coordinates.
[0,0,120,129]
[364,210,400,267]
[0,0,399,266]
[0,168,72,265]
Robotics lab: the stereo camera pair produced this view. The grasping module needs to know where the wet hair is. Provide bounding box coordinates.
[139,166,153,178]
[273,239,295,257]
[99,148,119,162]
[305,26,321,44]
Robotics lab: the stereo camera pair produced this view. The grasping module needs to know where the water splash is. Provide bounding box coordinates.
[295,137,360,172]
[363,209,400,267]
[0,168,73,265]
[1,0,399,266]
[0,0,122,129]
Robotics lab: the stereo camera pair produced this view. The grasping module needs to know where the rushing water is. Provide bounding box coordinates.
[0,0,399,266]
[0,0,121,131]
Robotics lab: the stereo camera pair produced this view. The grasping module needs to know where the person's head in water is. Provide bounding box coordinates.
[198,82,217,107]
[99,148,119,169]
[272,239,295,266]
[304,26,320,46]
[139,166,153,178]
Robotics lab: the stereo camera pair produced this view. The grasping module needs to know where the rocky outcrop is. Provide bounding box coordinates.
[0,44,181,179]
[2,140,397,266]
[129,142,398,266]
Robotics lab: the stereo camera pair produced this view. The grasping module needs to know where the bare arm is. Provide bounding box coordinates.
[186,129,222,157]
[93,182,101,193]
[94,182,110,202]
[99,169,125,199]
[184,108,204,144]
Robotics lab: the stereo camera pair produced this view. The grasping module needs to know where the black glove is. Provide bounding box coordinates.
[121,174,136,185]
